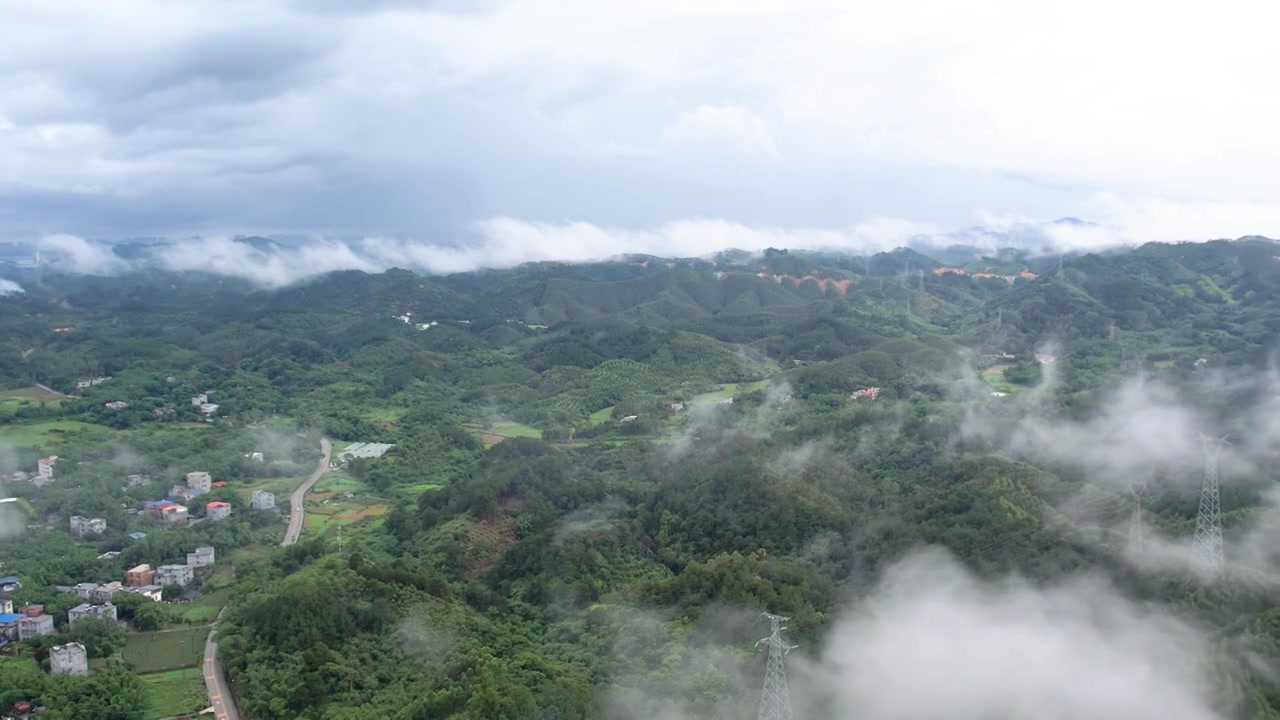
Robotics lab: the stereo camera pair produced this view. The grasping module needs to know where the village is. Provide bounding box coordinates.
[0,447,283,706]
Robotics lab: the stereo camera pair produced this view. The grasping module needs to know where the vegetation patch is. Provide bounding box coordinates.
[122,626,211,673]
[0,385,66,410]
[0,419,114,449]
[179,588,233,623]
[490,420,542,438]
[982,365,1022,393]
[688,380,771,404]
[139,668,208,720]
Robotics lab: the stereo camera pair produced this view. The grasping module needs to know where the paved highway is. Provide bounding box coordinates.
[201,437,331,720]
[202,610,240,720]
[282,437,332,546]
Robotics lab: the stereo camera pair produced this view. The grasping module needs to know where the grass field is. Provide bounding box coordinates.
[491,420,541,438]
[123,625,210,673]
[402,482,443,495]
[588,406,615,426]
[688,380,770,405]
[982,365,1022,393]
[0,656,39,674]
[236,475,304,499]
[140,667,207,720]
[0,419,113,449]
[179,588,232,623]
[0,385,65,411]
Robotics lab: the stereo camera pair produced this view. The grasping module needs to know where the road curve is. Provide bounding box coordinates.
[202,437,331,720]
[283,437,332,547]
[203,610,240,720]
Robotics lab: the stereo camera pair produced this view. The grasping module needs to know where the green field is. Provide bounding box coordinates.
[140,667,207,720]
[179,588,232,623]
[123,626,210,673]
[491,420,542,438]
[0,385,66,411]
[0,656,39,674]
[304,471,391,535]
[688,380,770,404]
[402,482,444,495]
[0,419,113,449]
[588,406,615,426]
[237,474,304,499]
[982,365,1022,393]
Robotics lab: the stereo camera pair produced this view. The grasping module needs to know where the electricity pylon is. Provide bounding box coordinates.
[1191,435,1227,578]
[1128,476,1148,556]
[757,613,797,720]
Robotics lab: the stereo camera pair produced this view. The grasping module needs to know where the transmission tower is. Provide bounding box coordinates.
[1191,435,1227,577]
[1128,477,1148,556]
[756,613,797,720]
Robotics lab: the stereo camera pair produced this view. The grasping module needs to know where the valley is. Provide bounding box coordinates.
[1,238,1280,719]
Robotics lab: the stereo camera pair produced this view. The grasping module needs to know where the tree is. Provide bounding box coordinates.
[68,617,126,658]
[131,602,170,632]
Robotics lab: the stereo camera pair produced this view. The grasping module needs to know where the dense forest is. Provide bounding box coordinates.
[2,237,1280,719]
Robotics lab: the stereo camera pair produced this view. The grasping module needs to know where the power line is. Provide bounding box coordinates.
[757,613,797,720]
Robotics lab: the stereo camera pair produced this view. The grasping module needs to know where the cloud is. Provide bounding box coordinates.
[0,279,22,295]
[2,0,1279,241]
[798,548,1225,719]
[36,233,128,274]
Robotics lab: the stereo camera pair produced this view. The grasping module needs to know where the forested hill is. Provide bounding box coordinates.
[2,237,1280,718]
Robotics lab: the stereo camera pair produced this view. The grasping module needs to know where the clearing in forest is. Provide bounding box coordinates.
[122,625,210,673]
[982,365,1022,393]
[0,385,66,410]
[0,420,113,449]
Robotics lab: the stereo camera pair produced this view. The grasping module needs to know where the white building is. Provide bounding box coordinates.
[155,564,193,587]
[126,474,150,487]
[49,642,89,676]
[69,515,106,538]
[186,546,215,568]
[185,471,212,492]
[199,403,219,416]
[68,603,117,627]
[250,490,276,510]
[206,502,231,521]
[191,393,207,406]
[17,613,54,640]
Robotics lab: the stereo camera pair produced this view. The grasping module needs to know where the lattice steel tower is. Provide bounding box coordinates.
[757,613,797,720]
[1128,477,1148,556]
[1191,435,1227,577]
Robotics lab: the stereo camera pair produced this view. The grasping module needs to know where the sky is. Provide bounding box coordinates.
[2,0,1279,263]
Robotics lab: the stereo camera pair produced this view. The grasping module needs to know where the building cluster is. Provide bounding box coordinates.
[190,392,218,417]
[5,456,57,488]
[69,515,105,538]
[145,470,235,523]
[50,544,215,615]
[104,401,129,411]
[74,376,111,391]
[850,387,881,400]
[0,603,55,643]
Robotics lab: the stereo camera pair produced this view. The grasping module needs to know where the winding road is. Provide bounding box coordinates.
[282,437,333,546]
[201,437,332,720]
